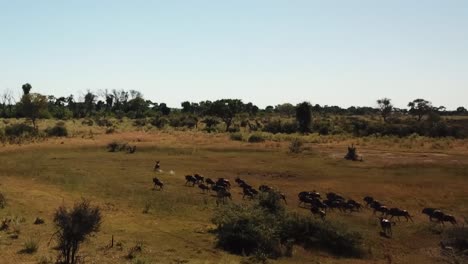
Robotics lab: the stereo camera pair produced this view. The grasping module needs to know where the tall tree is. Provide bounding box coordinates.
[208,99,244,132]
[20,89,49,129]
[296,102,312,133]
[275,103,296,117]
[456,106,467,114]
[83,91,96,116]
[376,98,393,122]
[22,83,32,95]
[408,99,432,121]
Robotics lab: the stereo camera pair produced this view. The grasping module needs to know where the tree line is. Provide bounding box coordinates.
[2,83,468,138]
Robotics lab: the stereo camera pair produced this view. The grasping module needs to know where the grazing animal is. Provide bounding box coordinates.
[154,161,161,171]
[326,192,345,202]
[298,191,321,207]
[185,175,197,186]
[239,182,252,190]
[379,217,394,237]
[431,211,457,225]
[278,192,287,204]
[363,196,374,207]
[373,205,389,215]
[216,189,232,205]
[242,188,256,199]
[259,185,272,192]
[422,208,439,221]
[198,183,210,193]
[194,174,205,184]
[205,178,215,186]
[212,184,227,193]
[235,177,246,186]
[216,178,231,188]
[387,208,413,222]
[311,207,326,220]
[152,177,164,190]
[370,201,383,210]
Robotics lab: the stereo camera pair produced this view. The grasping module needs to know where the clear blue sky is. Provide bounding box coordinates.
[1,1,467,109]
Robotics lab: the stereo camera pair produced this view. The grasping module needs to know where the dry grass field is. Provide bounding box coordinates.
[0,124,467,264]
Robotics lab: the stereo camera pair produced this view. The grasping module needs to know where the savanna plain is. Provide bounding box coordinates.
[0,120,467,264]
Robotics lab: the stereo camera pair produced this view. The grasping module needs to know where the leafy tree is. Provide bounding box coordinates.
[456,106,467,114]
[295,102,312,133]
[53,200,101,264]
[83,91,96,116]
[20,88,49,129]
[265,105,274,113]
[128,96,148,118]
[376,98,393,122]
[275,103,295,117]
[181,101,191,113]
[208,99,244,132]
[408,98,432,121]
[22,83,32,95]
[159,103,171,115]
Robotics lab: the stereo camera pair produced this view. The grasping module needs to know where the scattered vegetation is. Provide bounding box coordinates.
[45,123,68,137]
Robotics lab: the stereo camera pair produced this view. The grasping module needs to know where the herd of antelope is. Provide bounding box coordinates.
[151,161,459,238]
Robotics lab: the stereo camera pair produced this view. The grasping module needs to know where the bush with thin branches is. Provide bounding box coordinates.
[53,199,101,264]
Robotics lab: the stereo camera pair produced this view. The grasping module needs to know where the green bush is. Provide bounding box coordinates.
[95,118,113,127]
[81,119,94,126]
[5,123,36,137]
[248,134,265,143]
[133,119,147,127]
[151,116,169,129]
[230,133,243,141]
[45,124,68,137]
[212,192,363,259]
[263,119,297,134]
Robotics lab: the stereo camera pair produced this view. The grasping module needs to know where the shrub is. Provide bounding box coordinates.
[107,141,120,152]
[4,123,36,137]
[212,192,363,259]
[289,138,303,154]
[442,225,468,255]
[53,199,101,264]
[105,127,116,134]
[21,239,38,254]
[151,116,169,129]
[202,117,220,133]
[248,134,265,143]
[230,133,243,141]
[45,124,68,137]
[81,119,94,126]
[133,119,147,127]
[95,118,113,127]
